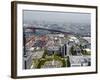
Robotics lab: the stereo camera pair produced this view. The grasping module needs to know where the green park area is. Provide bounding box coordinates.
[32,49,70,69]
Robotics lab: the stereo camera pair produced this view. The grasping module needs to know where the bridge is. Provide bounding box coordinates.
[23,26,75,35]
[23,26,90,37]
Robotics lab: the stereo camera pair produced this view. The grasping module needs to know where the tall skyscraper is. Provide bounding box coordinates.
[59,44,67,57]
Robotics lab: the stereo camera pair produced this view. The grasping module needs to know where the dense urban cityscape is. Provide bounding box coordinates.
[23,22,91,69]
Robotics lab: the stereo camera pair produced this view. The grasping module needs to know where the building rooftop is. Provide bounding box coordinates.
[69,56,91,64]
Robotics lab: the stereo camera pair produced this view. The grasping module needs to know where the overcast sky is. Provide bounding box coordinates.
[23,10,91,24]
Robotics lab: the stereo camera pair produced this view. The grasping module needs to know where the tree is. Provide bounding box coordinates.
[79,44,83,49]
[42,49,48,58]
[67,56,70,67]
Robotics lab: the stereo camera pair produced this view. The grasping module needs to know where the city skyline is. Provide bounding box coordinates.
[23,10,91,69]
[23,10,91,24]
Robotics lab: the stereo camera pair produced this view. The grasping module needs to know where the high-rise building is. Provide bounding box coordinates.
[59,44,67,57]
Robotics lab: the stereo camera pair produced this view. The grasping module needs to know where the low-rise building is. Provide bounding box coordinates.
[69,56,91,67]
[47,45,60,55]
